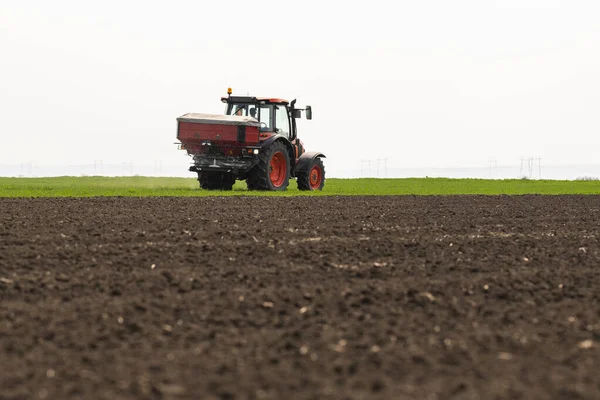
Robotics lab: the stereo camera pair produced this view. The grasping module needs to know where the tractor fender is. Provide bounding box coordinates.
[258,135,295,170]
[295,151,326,174]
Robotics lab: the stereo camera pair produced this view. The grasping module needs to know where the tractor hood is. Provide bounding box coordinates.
[177,113,260,127]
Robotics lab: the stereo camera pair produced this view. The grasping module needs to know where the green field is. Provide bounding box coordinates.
[1,176,600,197]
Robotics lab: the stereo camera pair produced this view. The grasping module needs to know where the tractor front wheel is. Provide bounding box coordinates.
[246,142,290,191]
[297,158,325,191]
[198,172,235,190]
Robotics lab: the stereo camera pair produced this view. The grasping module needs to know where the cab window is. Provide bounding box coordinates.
[275,105,290,138]
[227,103,258,118]
[259,105,273,131]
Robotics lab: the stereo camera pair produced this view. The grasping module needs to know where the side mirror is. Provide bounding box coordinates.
[292,109,302,118]
[305,105,312,120]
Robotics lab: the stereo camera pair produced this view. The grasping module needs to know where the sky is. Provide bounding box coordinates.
[1,0,599,177]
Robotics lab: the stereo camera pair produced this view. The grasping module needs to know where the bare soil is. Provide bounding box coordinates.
[0,196,599,400]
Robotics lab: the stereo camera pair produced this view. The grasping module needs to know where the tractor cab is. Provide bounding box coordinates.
[222,96,297,140]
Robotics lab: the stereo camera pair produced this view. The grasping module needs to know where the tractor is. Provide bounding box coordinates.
[176,88,325,191]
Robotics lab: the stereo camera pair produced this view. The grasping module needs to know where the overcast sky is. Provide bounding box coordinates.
[1,0,599,176]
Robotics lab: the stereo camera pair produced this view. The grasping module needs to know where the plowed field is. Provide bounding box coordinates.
[1,196,599,399]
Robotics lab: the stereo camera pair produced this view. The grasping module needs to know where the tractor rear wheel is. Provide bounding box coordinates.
[198,172,235,190]
[297,157,325,191]
[246,142,290,191]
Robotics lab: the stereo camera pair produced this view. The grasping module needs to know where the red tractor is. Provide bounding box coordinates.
[176,89,325,191]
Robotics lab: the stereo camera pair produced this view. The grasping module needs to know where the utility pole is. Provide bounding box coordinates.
[520,158,524,178]
[530,157,535,178]
[123,162,133,176]
[488,160,497,179]
[94,160,104,175]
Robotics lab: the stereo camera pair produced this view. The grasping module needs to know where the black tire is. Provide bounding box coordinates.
[297,157,325,191]
[198,172,235,190]
[246,142,290,191]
